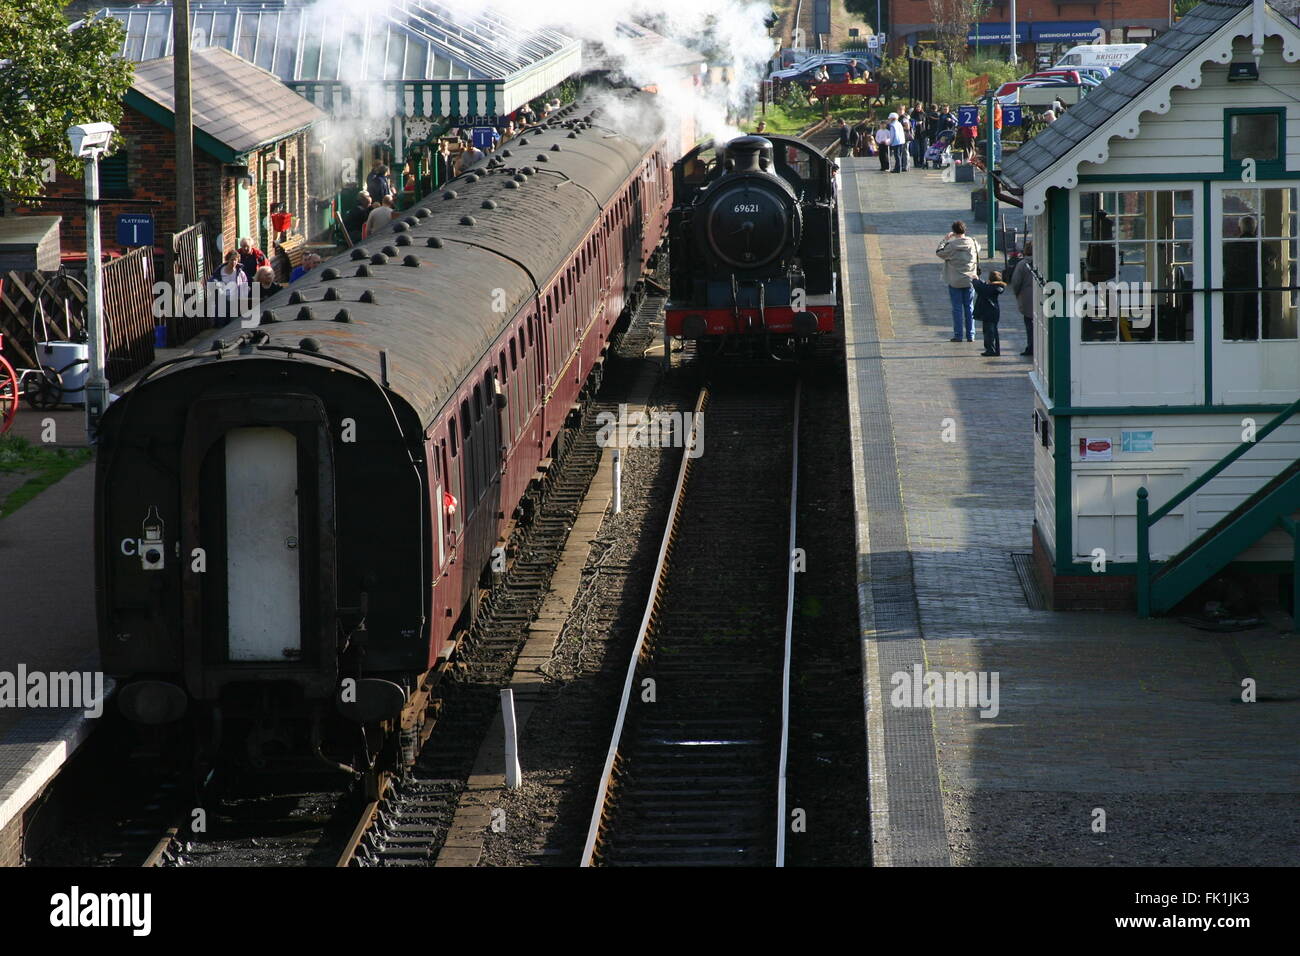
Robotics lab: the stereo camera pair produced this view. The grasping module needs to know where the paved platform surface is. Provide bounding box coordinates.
[0,458,103,846]
[841,158,1300,866]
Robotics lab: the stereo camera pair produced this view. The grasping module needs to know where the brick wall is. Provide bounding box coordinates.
[17,103,232,259]
[0,808,20,867]
[889,1,1172,44]
[1033,522,1137,611]
[17,106,324,266]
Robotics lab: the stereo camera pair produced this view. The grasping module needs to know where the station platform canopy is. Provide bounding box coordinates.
[99,1,582,124]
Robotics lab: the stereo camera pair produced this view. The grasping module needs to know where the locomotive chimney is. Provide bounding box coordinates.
[726,135,774,173]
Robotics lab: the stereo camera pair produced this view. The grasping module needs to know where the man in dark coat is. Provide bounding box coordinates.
[1223,215,1264,340]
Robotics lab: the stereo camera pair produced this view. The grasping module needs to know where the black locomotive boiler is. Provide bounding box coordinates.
[95,92,677,777]
[665,134,839,354]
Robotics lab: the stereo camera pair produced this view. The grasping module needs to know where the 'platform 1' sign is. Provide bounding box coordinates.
[116,213,154,248]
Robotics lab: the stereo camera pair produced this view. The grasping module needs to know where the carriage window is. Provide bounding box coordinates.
[1078,189,1195,343]
[473,385,482,422]
[509,339,517,370]
[1222,186,1299,340]
[448,418,458,457]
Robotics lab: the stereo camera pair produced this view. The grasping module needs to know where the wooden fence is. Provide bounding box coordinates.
[100,245,157,384]
[0,246,156,386]
[167,221,221,346]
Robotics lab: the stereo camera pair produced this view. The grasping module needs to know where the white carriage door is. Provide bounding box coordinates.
[1213,184,1300,403]
[225,426,302,661]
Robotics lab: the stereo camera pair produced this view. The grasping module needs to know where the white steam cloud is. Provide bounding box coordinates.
[302,0,777,151]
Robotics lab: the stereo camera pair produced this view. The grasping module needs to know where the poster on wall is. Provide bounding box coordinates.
[1121,430,1155,453]
[1078,436,1113,461]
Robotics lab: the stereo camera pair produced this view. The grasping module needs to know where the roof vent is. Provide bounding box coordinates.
[259,310,276,325]
[396,234,412,246]
[334,310,352,323]
[371,253,388,265]
[501,149,512,158]
[381,245,398,257]
[359,290,377,304]
[321,267,340,280]
[403,217,417,227]
[536,155,549,163]
[460,215,476,226]
[393,221,409,232]
[481,199,497,209]
[299,337,320,352]
[567,131,577,138]
[323,286,339,301]
[505,180,519,190]
[355,264,372,277]
[551,143,561,151]
[518,137,529,145]
[296,306,314,321]
[402,255,421,267]
[427,237,443,248]
[288,291,303,304]
[415,207,431,218]
[443,190,458,199]
[351,248,368,260]
[520,166,536,175]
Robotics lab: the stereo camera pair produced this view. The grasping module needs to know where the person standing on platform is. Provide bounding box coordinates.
[888,112,906,173]
[937,221,981,342]
[971,270,1007,356]
[875,121,892,171]
[1009,244,1036,355]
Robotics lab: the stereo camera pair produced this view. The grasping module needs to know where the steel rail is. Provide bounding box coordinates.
[580,386,711,867]
[775,379,802,867]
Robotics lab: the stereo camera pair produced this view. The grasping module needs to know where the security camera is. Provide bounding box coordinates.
[67,122,117,160]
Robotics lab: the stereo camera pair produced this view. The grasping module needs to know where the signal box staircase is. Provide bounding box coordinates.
[1137,400,1300,624]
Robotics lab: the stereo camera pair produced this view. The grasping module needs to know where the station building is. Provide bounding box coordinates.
[18,46,325,259]
[100,1,582,198]
[1002,0,1300,618]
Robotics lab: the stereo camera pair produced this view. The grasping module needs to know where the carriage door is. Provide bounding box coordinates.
[225,426,302,661]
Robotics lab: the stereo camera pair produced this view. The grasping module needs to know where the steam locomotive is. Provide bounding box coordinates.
[94,92,676,777]
[664,134,839,355]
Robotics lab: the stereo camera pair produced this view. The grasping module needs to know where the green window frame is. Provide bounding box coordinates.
[1224,108,1285,178]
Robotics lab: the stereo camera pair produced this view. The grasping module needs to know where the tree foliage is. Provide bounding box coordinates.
[0,1,133,202]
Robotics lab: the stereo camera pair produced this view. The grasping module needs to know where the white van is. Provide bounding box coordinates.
[1054,44,1146,70]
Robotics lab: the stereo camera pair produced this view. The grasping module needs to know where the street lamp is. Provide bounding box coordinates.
[67,121,116,443]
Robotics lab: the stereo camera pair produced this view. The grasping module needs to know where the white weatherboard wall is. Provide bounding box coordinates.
[1033,397,1057,558]
[1068,415,1300,563]
[1076,38,1300,179]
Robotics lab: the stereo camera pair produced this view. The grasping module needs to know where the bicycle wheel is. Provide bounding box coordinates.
[0,355,17,434]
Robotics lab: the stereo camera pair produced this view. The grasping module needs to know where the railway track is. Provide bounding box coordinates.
[581,373,802,866]
[333,296,666,867]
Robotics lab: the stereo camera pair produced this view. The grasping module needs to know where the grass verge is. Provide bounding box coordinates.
[0,434,93,520]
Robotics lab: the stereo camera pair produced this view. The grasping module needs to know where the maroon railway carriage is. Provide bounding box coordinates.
[95,91,675,773]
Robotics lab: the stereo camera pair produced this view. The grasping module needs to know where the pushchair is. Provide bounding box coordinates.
[924,128,956,168]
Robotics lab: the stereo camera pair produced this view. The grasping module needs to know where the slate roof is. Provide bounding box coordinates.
[131,46,325,156]
[1002,0,1251,188]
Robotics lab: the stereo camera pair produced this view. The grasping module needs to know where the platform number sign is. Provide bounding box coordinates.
[1003,106,1023,127]
[957,105,979,128]
[116,213,154,248]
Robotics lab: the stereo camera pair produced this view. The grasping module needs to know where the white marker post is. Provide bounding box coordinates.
[612,448,623,515]
[501,688,521,789]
